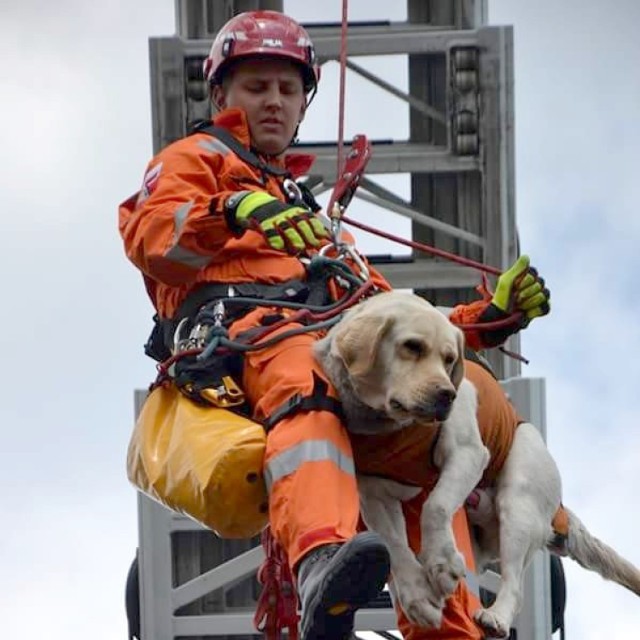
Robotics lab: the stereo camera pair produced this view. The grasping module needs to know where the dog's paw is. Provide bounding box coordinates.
[393,571,444,629]
[474,608,510,638]
[419,544,466,600]
[404,598,443,629]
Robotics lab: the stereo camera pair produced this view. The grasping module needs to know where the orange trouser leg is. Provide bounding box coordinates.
[239,316,360,570]
[396,494,483,640]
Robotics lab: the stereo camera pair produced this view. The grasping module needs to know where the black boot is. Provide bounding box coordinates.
[297,531,390,640]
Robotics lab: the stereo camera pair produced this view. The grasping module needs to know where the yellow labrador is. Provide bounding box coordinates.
[314,291,640,637]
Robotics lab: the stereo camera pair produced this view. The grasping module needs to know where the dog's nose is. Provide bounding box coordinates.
[435,387,456,408]
[432,387,456,421]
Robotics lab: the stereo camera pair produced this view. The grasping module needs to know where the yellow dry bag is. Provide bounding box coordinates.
[127,382,268,539]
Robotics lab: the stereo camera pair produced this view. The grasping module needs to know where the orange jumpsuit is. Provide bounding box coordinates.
[119,107,488,638]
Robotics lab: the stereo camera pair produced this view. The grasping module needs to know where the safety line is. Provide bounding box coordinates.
[341,214,502,276]
[336,0,349,177]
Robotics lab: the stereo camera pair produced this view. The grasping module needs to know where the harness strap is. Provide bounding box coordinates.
[190,121,290,178]
[264,373,345,432]
[175,279,310,322]
[145,280,311,363]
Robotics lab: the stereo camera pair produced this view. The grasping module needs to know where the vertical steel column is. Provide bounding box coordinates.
[500,377,554,640]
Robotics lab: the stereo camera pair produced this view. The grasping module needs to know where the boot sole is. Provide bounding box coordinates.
[301,532,391,640]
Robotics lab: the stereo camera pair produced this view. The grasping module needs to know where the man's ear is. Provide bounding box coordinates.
[211,85,226,111]
[450,328,466,389]
[332,314,393,377]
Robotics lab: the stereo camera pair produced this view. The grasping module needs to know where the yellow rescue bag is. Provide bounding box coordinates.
[127,382,268,539]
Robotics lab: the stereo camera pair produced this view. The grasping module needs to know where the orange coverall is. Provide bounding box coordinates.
[119,107,486,638]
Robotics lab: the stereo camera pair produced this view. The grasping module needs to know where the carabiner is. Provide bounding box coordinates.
[282,178,303,204]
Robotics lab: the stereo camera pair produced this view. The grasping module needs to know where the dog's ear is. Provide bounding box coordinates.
[450,327,466,389]
[332,314,393,377]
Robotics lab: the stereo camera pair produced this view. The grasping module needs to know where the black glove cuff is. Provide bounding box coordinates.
[477,303,524,348]
[221,191,252,236]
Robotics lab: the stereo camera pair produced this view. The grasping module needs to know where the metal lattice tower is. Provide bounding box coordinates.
[130,1,557,638]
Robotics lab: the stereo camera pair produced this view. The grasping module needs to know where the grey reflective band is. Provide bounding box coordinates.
[265,439,355,492]
[197,137,231,155]
[173,201,193,234]
[164,201,212,268]
[465,568,480,598]
[164,244,212,269]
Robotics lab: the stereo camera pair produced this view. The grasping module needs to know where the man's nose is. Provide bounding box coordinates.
[264,85,283,107]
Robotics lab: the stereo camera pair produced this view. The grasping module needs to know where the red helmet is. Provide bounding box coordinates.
[203,11,320,95]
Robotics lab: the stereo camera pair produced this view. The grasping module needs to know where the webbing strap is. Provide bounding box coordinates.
[264,372,345,432]
[190,122,290,178]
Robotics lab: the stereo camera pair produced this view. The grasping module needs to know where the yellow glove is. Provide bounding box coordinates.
[492,255,550,321]
[461,255,550,349]
[225,190,328,253]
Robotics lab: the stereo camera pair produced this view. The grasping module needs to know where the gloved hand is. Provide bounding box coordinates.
[476,254,550,347]
[491,255,550,321]
[225,190,328,253]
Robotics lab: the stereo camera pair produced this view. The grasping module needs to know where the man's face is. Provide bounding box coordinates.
[214,58,307,156]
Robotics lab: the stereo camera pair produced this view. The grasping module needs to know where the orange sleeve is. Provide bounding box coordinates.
[118,134,240,287]
[448,299,491,351]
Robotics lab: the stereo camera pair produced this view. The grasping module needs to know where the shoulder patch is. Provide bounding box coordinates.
[136,162,163,206]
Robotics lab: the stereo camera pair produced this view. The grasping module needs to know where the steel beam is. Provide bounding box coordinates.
[373,261,481,290]
[294,141,479,176]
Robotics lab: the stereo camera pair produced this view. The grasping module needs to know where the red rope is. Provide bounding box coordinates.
[341,214,502,277]
[254,527,299,640]
[337,0,349,173]
[327,0,350,217]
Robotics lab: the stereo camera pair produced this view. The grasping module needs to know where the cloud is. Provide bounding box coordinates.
[0,491,137,640]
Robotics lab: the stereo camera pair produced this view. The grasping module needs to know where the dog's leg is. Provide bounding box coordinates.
[418,380,490,601]
[357,476,445,629]
[474,422,561,638]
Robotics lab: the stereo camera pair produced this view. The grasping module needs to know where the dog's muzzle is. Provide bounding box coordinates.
[389,388,456,423]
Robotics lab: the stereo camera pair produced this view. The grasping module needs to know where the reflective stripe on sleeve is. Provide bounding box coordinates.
[197,137,232,155]
[265,439,355,493]
[163,201,212,269]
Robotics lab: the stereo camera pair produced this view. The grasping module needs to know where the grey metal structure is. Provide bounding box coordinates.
[132,1,557,638]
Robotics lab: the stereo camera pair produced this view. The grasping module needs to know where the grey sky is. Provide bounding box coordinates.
[1,1,639,638]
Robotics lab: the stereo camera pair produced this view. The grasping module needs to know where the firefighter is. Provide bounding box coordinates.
[118,10,550,639]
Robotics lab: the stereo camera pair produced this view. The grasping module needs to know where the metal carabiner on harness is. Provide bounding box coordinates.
[318,242,370,284]
[282,177,303,205]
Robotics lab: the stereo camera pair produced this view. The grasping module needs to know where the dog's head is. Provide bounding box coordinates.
[318,292,465,427]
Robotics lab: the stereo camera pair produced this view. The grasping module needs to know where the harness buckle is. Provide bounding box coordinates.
[200,378,245,408]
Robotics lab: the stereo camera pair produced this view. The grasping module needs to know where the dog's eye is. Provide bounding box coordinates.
[443,353,456,366]
[402,339,425,357]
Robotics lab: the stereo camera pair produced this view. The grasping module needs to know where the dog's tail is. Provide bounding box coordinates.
[564,507,640,597]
